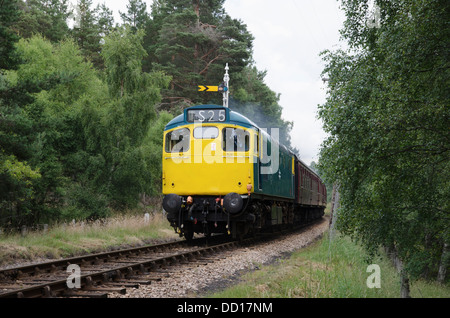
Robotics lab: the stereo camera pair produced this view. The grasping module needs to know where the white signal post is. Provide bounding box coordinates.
[223,63,230,108]
[197,64,230,106]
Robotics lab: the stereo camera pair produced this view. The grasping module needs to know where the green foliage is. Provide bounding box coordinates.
[1,0,294,231]
[14,0,71,43]
[1,31,169,227]
[102,26,148,98]
[71,27,170,210]
[210,233,450,298]
[147,0,253,111]
[120,0,149,30]
[0,0,20,70]
[71,0,102,67]
[318,0,449,284]
[0,153,41,226]
[95,3,114,38]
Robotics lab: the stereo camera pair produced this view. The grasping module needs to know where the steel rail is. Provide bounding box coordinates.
[0,239,190,279]
[0,239,238,298]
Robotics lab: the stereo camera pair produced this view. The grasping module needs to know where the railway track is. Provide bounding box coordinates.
[0,218,323,298]
[0,236,239,298]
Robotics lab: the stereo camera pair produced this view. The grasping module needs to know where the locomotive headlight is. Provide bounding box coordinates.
[223,192,243,214]
[163,194,182,213]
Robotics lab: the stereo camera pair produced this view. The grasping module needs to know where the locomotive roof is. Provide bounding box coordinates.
[164,104,259,131]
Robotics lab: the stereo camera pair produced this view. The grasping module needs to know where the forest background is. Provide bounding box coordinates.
[0,0,294,227]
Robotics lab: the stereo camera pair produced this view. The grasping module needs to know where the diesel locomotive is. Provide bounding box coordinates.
[162,104,326,240]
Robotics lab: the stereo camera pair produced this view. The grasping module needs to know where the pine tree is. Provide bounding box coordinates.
[95,2,114,38]
[71,0,102,67]
[13,0,70,43]
[0,0,20,69]
[42,0,71,42]
[147,0,253,111]
[120,0,149,31]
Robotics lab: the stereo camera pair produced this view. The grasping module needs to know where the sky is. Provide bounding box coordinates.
[78,0,347,165]
[223,1,346,165]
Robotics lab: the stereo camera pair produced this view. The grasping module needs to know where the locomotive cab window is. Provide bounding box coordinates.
[222,128,250,152]
[165,128,190,153]
[193,126,219,139]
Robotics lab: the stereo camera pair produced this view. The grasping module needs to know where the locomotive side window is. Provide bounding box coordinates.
[165,128,190,153]
[222,128,250,152]
[193,126,219,139]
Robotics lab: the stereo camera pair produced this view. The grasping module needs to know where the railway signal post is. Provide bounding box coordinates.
[197,64,230,108]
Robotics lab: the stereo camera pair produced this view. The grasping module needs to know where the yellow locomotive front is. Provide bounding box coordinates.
[162,105,258,239]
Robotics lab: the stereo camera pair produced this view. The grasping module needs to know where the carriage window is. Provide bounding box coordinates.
[165,128,190,153]
[193,126,219,139]
[222,128,250,152]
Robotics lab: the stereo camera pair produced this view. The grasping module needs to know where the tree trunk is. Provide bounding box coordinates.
[400,272,411,298]
[329,183,340,239]
[385,245,411,298]
[437,242,448,284]
[193,0,200,28]
[193,0,200,18]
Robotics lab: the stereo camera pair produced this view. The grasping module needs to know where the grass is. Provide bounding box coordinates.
[208,231,450,298]
[0,211,176,266]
